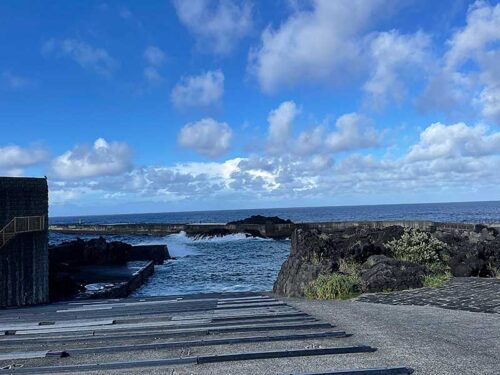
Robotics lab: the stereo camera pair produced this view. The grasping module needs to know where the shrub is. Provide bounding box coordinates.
[304,273,360,300]
[319,233,330,241]
[386,228,448,267]
[487,263,500,279]
[338,258,362,278]
[423,273,450,288]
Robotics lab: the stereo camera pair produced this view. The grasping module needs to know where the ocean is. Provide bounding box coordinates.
[49,201,500,296]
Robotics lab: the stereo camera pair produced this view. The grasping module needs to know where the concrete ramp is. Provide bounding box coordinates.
[0,292,413,374]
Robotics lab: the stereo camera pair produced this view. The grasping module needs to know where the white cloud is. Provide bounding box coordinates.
[364,30,431,108]
[478,84,500,123]
[142,46,166,84]
[143,46,166,66]
[171,70,224,109]
[249,0,384,92]
[0,145,48,175]
[264,102,380,156]
[295,126,325,156]
[144,67,163,84]
[119,7,133,20]
[406,122,500,161]
[51,138,133,179]
[47,120,500,207]
[177,118,233,158]
[444,1,500,69]
[447,1,500,123]
[420,1,500,123]
[266,101,300,154]
[2,71,33,90]
[42,38,117,76]
[326,113,380,152]
[172,0,252,55]
[417,71,474,114]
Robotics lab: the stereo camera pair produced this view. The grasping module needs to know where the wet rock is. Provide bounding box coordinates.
[128,245,170,265]
[360,255,425,293]
[49,238,166,301]
[49,237,131,266]
[48,262,84,301]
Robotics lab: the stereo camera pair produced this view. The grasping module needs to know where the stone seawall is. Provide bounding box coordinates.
[84,260,155,299]
[0,177,49,308]
[50,220,500,240]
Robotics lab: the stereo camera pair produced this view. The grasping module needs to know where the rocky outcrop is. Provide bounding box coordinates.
[49,237,132,267]
[49,238,169,301]
[228,215,293,225]
[274,224,500,298]
[434,225,500,277]
[273,226,404,297]
[126,245,170,265]
[360,255,425,292]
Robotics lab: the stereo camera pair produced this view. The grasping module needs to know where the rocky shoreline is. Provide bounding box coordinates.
[49,237,170,301]
[274,223,500,298]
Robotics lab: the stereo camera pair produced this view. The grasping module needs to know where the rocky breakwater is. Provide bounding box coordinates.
[274,223,500,298]
[49,237,170,301]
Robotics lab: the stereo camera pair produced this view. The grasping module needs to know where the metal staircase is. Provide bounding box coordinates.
[0,216,46,249]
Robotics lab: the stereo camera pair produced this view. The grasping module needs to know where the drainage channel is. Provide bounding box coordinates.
[1,346,378,374]
[286,367,414,375]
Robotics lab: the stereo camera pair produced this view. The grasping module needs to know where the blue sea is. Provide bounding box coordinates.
[49,201,500,296]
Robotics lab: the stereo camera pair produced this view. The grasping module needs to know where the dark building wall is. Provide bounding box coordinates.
[0,177,48,308]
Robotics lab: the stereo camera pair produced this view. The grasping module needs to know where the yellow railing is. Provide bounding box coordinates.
[0,216,46,248]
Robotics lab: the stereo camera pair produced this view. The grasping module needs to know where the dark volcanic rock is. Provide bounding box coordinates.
[434,226,500,277]
[228,215,293,225]
[273,226,404,297]
[360,255,425,293]
[49,238,167,301]
[49,237,131,267]
[48,263,85,301]
[274,223,500,299]
[128,245,170,265]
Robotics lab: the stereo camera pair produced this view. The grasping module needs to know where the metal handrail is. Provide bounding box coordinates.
[0,215,46,248]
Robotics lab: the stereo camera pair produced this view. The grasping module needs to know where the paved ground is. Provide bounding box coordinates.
[357,277,500,314]
[287,298,500,375]
[0,280,498,374]
[0,292,412,375]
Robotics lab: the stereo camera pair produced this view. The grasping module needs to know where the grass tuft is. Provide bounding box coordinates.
[338,259,362,279]
[304,273,360,300]
[423,273,450,288]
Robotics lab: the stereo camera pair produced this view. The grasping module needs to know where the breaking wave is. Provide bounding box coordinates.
[135,231,272,258]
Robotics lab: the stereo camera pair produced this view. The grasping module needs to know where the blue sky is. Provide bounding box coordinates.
[1,0,500,216]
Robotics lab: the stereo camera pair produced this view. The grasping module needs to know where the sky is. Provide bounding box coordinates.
[1,0,500,217]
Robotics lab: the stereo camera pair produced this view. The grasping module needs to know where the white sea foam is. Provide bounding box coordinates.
[136,231,272,258]
[134,232,196,257]
[188,232,272,243]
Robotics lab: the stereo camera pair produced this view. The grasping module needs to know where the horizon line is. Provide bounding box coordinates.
[50,199,500,219]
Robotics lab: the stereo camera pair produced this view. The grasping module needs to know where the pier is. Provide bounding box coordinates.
[49,220,500,240]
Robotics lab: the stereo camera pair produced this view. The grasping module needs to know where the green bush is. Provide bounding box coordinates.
[386,228,448,267]
[338,259,362,278]
[487,263,500,279]
[423,273,450,288]
[304,273,360,300]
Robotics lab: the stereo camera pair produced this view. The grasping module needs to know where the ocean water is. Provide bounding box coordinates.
[49,201,500,296]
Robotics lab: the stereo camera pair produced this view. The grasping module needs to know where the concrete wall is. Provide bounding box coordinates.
[50,220,500,240]
[0,177,49,308]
